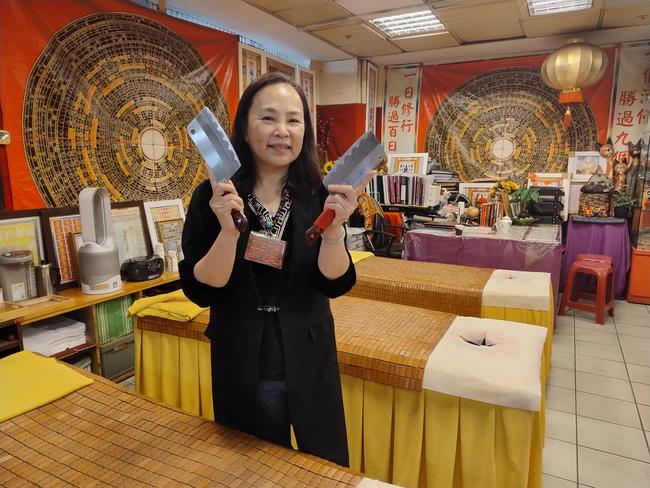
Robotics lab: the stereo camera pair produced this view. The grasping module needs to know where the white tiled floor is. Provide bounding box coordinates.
[119,374,135,391]
[543,301,650,488]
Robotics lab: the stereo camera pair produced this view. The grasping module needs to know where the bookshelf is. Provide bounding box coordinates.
[1,273,180,375]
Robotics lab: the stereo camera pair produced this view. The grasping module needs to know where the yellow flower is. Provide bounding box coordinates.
[323,160,335,175]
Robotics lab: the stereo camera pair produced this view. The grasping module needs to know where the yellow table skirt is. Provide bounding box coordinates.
[135,326,544,488]
[481,298,554,377]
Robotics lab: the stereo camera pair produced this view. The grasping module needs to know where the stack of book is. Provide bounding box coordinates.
[430,170,459,192]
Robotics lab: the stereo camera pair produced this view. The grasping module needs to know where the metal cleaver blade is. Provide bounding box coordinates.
[323,131,386,188]
[187,107,248,232]
[187,107,241,182]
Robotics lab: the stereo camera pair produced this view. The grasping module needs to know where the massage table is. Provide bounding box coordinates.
[135,296,547,488]
[349,253,554,373]
[0,351,395,488]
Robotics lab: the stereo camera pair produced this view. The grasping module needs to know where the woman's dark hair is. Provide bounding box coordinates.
[230,72,321,198]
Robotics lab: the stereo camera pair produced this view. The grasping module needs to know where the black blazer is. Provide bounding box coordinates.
[179,180,355,467]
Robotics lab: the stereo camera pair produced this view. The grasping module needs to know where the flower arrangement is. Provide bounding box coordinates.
[489,179,520,198]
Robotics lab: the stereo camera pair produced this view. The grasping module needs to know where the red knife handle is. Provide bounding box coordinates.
[222,190,248,232]
[305,208,335,245]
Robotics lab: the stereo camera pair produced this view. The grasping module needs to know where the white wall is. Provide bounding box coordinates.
[316,59,361,105]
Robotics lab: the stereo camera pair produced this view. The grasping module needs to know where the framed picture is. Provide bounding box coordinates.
[143,199,185,253]
[458,182,495,206]
[568,151,607,177]
[299,68,316,124]
[388,153,429,175]
[365,62,378,133]
[111,201,152,264]
[0,210,44,265]
[239,44,263,96]
[39,207,81,288]
[156,219,184,256]
[265,56,297,81]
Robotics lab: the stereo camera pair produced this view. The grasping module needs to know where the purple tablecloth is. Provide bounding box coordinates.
[405,227,563,308]
[561,217,631,297]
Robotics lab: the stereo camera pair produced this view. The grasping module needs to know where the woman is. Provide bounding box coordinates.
[180,72,373,467]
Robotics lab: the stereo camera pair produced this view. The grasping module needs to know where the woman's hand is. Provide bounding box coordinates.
[325,170,377,229]
[206,164,244,235]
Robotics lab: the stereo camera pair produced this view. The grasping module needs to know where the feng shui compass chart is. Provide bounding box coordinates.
[423,67,598,183]
[23,12,230,207]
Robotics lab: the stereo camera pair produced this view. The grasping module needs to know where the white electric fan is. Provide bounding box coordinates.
[78,187,122,294]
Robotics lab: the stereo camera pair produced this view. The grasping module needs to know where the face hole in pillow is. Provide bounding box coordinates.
[460,333,495,347]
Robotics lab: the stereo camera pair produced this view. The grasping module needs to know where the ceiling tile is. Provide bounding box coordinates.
[602,4,650,28]
[343,40,403,57]
[310,23,385,45]
[434,1,524,42]
[391,32,460,51]
[336,0,425,16]
[274,2,351,26]
[522,9,600,37]
[245,0,323,11]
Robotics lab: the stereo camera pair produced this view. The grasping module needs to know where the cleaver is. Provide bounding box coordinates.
[187,107,248,232]
[305,131,386,245]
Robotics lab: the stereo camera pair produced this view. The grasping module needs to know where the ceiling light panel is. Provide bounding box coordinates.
[370,10,446,38]
[527,0,593,16]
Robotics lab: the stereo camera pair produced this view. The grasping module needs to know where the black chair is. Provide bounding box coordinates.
[363,213,405,259]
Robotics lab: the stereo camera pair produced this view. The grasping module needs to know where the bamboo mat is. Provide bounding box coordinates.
[0,370,364,488]
[331,296,454,391]
[349,256,493,317]
[137,309,210,342]
[137,296,454,392]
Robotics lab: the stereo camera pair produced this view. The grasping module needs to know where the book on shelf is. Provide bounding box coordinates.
[366,174,442,207]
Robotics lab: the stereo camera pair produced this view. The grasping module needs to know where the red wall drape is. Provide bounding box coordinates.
[0,0,238,209]
[416,52,615,152]
[317,103,367,160]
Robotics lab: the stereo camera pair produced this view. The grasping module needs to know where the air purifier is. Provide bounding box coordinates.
[78,187,122,294]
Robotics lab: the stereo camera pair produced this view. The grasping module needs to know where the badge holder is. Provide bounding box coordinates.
[244,231,287,269]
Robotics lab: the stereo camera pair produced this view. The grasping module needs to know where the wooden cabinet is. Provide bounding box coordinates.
[627,248,650,305]
[0,273,179,379]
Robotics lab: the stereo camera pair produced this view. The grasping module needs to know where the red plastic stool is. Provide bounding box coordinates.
[559,261,615,325]
[574,254,614,302]
[576,253,613,266]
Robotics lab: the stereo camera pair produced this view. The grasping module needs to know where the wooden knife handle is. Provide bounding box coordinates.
[231,209,248,232]
[222,190,248,232]
[305,208,335,245]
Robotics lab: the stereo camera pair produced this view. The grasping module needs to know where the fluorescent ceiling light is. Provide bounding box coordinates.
[527,0,593,16]
[370,10,446,39]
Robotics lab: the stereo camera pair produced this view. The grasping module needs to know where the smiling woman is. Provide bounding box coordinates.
[179,72,376,467]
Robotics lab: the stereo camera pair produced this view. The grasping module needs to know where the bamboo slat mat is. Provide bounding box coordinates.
[137,311,210,342]
[0,370,364,488]
[331,296,455,391]
[349,256,493,317]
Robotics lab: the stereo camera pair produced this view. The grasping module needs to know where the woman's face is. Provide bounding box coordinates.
[246,83,305,173]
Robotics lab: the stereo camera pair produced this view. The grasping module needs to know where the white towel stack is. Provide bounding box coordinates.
[22,316,87,356]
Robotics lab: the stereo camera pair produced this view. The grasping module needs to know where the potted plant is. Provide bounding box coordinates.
[612,191,635,219]
[509,187,541,218]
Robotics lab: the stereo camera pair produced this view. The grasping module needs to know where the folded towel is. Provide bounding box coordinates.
[128,289,207,322]
[0,351,93,422]
[350,251,374,264]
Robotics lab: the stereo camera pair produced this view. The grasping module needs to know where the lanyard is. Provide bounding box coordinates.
[247,188,292,239]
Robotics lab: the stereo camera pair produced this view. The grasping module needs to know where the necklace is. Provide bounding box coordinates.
[247,188,292,238]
